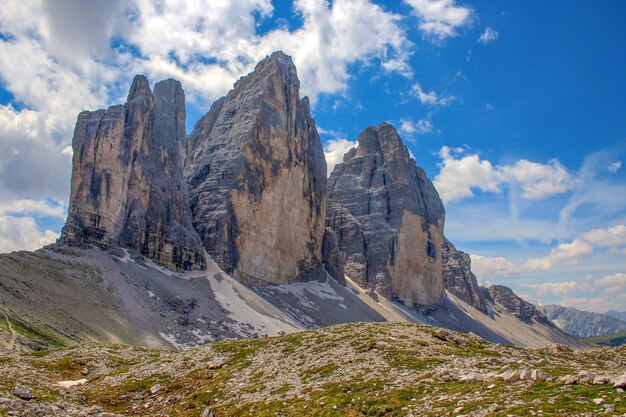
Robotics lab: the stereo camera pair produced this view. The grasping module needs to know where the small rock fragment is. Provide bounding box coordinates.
[593,375,611,385]
[12,384,33,400]
[614,372,626,388]
[593,398,605,405]
[150,384,163,394]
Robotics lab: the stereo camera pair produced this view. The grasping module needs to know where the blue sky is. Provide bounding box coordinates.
[0,0,625,313]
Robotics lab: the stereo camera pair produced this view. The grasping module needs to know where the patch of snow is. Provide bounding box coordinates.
[144,257,180,277]
[207,273,298,337]
[147,290,157,299]
[57,379,88,388]
[270,280,345,311]
[114,249,131,263]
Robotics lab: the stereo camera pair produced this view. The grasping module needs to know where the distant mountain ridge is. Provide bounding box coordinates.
[541,304,626,338]
[607,310,626,323]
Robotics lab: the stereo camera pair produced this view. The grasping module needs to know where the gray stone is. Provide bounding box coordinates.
[322,227,345,284]
[185,52,327,285]
[12,384,33,400]
[442,239,487,312]
[615,372,626,388]
[326,123,445,307]
[484,285,553,325]
[61,75,205,272]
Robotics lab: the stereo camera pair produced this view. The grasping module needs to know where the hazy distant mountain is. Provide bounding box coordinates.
[607,310,626,323]
[541,304,626,338]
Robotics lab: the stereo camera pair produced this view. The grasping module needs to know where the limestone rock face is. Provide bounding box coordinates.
[185,52,327,285]
[442,239,487,312]
[61,75,205,271]
[322,228,345,285]
[326,123,445,306]
[485,285,552,325]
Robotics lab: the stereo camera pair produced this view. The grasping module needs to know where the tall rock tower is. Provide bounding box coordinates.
[326,123,445,306]
[61,76,205,271]
[185,52,327,285]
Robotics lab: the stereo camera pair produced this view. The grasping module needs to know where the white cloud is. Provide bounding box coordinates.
[324,138,357,176]
[400,118,433,136]
[608,160,622,173]
[579,224,626,247]
[524,239,593,270]
[524,281,589,296]
[434,147,577,203]
[434,146,503,202]
[477,27,498,44]
[500,159,577,200]
[0,199,66,219]
[411,82,455,106]
[0,215,59,253]
[470,254,518,280]
[404,0,473,42]
[596,273,626,290]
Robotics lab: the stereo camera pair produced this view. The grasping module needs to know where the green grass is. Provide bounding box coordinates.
[583,331,626,347]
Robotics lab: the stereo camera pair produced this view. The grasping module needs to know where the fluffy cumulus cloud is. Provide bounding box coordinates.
[404,0,473,42]
[0,215,59,253]
[477,27,498,44]
[524,239,593,270]
[524,280,590,297]
[579,224,626,247]
[323,138,357,176]
[434,147,577,203]
[434,146,503,202]
[470,254,518,281]
[0,0,416,252]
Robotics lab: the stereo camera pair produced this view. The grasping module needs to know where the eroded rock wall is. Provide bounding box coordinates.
[326,123,445,306]
[185,52,327,285]
[61,76,205,271]
[442,239,487,312]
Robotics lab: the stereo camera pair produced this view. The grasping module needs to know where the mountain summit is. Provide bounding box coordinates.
[60,75,205,271]
[326,123,446,307]
[185,51,327,285]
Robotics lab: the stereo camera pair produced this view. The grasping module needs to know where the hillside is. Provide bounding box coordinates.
[0,245,587,352]
[584,331,626,347]
[1,322,624,417]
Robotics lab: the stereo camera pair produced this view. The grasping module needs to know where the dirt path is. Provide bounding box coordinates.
[4,314,15,350]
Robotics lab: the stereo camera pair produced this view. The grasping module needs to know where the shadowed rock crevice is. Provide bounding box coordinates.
[61,75,205,272]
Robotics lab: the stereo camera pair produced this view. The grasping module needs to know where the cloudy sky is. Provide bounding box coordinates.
[1,0,625,313]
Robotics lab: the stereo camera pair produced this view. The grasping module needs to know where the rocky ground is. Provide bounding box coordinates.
[1,322,625,417]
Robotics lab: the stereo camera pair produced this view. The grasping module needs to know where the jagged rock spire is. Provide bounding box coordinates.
[61,75,205,271]
[185,51,327,285]
[326,123,446,306]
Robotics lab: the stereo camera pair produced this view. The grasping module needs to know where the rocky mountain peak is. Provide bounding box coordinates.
[185,51,327,285]
[485,285,552,325]
[61,75,205,271]
[127,74,151,100]
[327,123,446,307]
